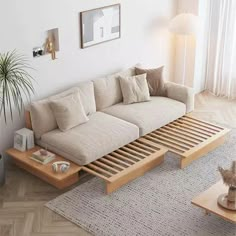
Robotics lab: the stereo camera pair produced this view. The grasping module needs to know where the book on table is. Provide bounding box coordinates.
[30,149,55,165]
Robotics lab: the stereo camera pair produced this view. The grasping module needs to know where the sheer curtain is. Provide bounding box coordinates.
[205,0,236,99]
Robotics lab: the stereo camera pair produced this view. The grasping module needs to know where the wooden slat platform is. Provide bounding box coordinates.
[81,115,229,193]
[142,115,230,169]
[82,139,168,194]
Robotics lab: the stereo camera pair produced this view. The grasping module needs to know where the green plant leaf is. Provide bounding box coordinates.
[0,50,35,123]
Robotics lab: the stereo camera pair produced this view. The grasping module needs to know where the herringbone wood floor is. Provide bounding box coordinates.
[0,92,235,236]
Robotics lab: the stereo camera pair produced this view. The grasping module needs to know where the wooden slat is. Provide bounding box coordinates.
[105,155,130,168]
[120,146,147,159]
[132,141,156,153]
[99,158,124,171]
[182,129,229,158]
[178,118,217,134]
[137,138,163,151]
[184,116,224,130]
[82,166,111,181]
[159,127,200,145]
[106,154,165,193]
[148,133,188,151]
[167,124,208,140]
[182,116,223,132]
[111,152,137,164]
[135,140,160,151]
[126,143,151,155]
[173,121,212,137]
[116,149,142,161]
[144,135,184,154]
[108,150,166,183]
[156,129,198,146]
[93,160,118,174]
[87,163,112,177]
[106,154,131,167]
[153,131,193,149]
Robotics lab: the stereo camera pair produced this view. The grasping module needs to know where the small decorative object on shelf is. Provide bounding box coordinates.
[218,161,236,210]
[30,149,55,165]
[14,128,35,152]
[39,149,48,156]
[52,161,70,173]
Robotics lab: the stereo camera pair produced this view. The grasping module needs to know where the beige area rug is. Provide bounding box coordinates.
[46,130,236,236]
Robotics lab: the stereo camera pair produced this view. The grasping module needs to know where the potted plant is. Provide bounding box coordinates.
[0,50,35,186]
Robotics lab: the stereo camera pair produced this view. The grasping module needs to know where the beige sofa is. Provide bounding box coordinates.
[30,66,194,166]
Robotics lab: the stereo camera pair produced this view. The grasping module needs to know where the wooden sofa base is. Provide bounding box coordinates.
[106,154,164,194]
[22,112,230,192]
[6,147,81,189]
[179,134,226,168]
[82,140,168,194]
[142,115,230,169]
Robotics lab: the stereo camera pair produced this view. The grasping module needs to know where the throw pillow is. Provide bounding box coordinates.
[119,73,150,104]
[50,92,89,131]
[135,66,166,96]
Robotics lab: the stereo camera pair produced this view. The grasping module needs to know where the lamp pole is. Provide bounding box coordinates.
[169,13,199,86]
[182,35,187,85]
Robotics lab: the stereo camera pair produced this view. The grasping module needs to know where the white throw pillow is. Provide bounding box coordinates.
[50,92,89,132]
[119,73,150,104]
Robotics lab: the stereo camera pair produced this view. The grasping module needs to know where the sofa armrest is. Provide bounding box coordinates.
[165,82,194,113]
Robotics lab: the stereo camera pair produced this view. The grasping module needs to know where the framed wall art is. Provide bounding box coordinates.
[80,4,121,48]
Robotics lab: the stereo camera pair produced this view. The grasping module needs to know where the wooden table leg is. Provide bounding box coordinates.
[205,210,211,216]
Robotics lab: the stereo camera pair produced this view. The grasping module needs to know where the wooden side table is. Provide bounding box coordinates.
[191,181,236,224]
[6,146,82,189]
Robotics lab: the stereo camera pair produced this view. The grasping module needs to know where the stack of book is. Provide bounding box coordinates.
[30,149,55,165]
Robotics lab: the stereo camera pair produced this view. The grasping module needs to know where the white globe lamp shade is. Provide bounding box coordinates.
[169,13,199,35]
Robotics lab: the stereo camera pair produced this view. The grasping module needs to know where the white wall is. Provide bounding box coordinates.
[0,0,177,154]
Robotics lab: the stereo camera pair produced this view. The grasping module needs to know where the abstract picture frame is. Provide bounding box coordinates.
[80,4,121,48]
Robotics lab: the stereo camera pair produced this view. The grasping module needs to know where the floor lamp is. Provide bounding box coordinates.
[169,13,199,85]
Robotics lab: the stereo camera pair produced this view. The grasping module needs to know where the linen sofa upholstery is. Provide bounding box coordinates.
[37,112,139,165]
[29,65,195,167]
[93,67,136,110]
[165,82,194,113]
[30,81,96,139]
[102,97,186,136]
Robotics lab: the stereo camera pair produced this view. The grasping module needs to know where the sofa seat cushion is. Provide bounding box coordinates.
[102,97,186,136]
[38,112,139,166]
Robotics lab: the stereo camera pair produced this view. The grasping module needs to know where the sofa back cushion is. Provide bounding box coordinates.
[119,73,150,104]
[30,81,95,139]
[50,92,89,132]
[135,66,166,96]
[77,81,96,115]
[93,67,136,110]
